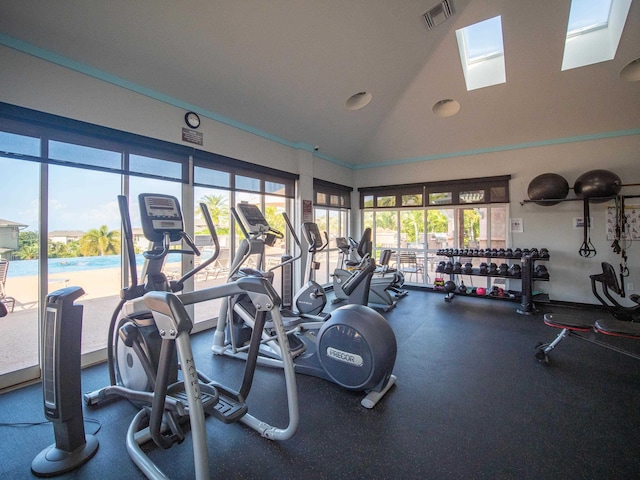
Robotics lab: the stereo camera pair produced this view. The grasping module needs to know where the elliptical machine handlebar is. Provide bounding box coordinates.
[169,202,222,291]
[231,204,301,274]
[119,195,139,291]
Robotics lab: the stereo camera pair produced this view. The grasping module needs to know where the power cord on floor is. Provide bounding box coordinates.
[0,417,102,435]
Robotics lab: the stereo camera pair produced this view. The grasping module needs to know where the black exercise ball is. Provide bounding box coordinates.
[574,169,621,202]
[528,173,569,206]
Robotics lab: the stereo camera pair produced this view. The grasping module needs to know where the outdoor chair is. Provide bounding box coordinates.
[203,248,231,280]
[396,252,424,283]
[0,259,16,313]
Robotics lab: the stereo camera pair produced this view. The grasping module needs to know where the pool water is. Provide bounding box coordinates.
[7,253,183,278]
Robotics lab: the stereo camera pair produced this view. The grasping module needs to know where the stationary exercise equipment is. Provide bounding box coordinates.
[376,249,408,298]
[291,220,330,317]
[85,194,300,479]
[535,262,640,364]
[332,230,399,311]
[212,203,397,408]
[32,287,99,477]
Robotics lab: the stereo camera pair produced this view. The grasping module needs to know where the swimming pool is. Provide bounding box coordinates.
[7,253,183,278]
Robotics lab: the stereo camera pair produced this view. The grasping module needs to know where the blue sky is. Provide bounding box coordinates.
[2,157,182,232]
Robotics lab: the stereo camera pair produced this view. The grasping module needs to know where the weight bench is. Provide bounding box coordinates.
[535,262,640,364]
[535,313,640,364]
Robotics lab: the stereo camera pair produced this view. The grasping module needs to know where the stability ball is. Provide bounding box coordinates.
[574,169,621,202]
[527,173,569,206]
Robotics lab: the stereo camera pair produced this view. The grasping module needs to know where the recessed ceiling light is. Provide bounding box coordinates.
[345,92,372,110]
[432,99,460,117]
[620,58,640,81]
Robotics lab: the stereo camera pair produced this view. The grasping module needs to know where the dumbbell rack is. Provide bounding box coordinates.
[435,248,550,314]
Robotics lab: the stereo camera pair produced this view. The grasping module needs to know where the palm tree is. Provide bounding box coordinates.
[79,225,120,256]
[197,194,229,233]
[400,211,424,244]
[17,243,39,260]
[427,210,448,233]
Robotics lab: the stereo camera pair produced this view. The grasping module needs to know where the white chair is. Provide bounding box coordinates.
[0,259,16,313]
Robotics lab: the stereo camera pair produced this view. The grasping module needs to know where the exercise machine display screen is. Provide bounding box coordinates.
[236,203,269,234]
[140,193,184,242]
[303,222,324,248]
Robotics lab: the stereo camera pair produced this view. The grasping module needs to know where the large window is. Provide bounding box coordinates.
[0,153,39,386]
[49,164,122,356]
[360,176,510,287]
[313,180,352,285]
[0,102,297,389]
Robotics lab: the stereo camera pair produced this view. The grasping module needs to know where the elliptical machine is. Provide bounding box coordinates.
[212,203,397,408]
[290,220,330,317]
[332,229,399,311]
[84,194,300,479]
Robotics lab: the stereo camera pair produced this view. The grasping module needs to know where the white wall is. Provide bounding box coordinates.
[354,135,640,305]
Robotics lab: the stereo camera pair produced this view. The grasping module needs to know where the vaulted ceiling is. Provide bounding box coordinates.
[1,0,639,168]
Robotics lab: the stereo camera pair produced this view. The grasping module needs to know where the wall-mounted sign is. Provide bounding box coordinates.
[182,128,203,146]
[302,199,313,223]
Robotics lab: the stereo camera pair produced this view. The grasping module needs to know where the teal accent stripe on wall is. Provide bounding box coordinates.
[355,129,640,170]
[2,34,638,171]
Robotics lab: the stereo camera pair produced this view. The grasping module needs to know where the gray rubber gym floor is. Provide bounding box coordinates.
[2,290,640,479]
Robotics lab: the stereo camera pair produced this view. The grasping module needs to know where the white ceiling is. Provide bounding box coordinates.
[1,0,639,168]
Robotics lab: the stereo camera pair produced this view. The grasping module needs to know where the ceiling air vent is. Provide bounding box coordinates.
[423,0,454,29]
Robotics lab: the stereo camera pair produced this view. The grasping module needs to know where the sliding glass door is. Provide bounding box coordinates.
[0,152,40,386]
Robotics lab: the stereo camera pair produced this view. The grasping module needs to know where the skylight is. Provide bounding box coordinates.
[566,0,612,37]
[561,0,632,71]
[456,16,506,91]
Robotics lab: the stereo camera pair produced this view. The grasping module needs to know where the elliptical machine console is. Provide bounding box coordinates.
[139,194,183,243]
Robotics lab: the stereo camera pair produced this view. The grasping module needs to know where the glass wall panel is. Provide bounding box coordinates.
[327,210,346,282]
[373,210,398,250]
[0,131,40,155]
[490,206,507,250]
[130,154,182,180]
[426,208,455,283]
[458,207,486,249]
[402,194,422,206]
[193,186,231,326]
[236,175,260,192]
[194,166,230,188]
[312,208,347,286]
[429,192,452,205]
[459,190,485,204]
[49,140,121,170]
[48,164,122,355]
[314,208,328,284]
[0,156,39,376]
[400,211,425,250]
[377,195,395,207]
[264,195,287,298]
